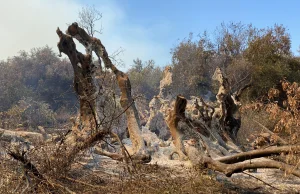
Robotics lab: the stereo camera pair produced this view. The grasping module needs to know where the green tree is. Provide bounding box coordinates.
[171,32,215,98]
[0,46,77,126]
[244,24,300,98]
[128,59,162,100]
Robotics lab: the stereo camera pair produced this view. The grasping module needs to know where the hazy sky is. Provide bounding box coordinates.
[1,0,300,69]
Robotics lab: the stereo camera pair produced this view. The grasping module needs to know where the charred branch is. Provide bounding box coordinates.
[7,150,45,181]
[216,145,300,164]
[202,156,300,178]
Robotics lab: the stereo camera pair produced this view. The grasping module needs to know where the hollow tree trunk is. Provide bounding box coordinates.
[66,23,148,158]
[56,28,100,139]
[212,67,242,141]
[167,94,300,179]
[166,95,189,160]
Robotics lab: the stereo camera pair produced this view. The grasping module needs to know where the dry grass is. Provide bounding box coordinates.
[1,150,264,194]
[238,108,277,146]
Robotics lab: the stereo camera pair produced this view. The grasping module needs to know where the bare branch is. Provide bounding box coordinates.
[216,145,300,164]
[202,156,300,178]
[242,172,281,190]
[78,5,103,37]
[7,150,44,180]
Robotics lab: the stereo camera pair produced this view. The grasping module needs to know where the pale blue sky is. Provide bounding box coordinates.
[81,0,300,66]
[1,0,300,69]
[90,0,299,50]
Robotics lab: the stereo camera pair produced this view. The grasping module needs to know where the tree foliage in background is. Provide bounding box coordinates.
[0,47,76,128]
[0,97,56,129]
[244,24,300,98]
[171,32,215,98]
[171,22,300,100]
[1,22,300,128]
[128,58,163,100]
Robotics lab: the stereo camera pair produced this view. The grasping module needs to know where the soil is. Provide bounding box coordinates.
[75,152,300,194]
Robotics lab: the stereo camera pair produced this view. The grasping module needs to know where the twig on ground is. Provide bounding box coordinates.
[242,171,280,191]
[64,176,104,189]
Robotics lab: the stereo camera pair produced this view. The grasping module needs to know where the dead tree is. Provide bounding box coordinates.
[167,94,300,178]
[166,96,189,160]
[212,67,251,141]
[163,66,300,179]
[65,22,149,160]
[56,28,101,140]
[146,66,173,140]
[162,66,300,180]
[164,69,299,177]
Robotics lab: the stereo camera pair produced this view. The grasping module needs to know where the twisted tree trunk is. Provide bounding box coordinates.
[65,23,149,160]
[212,67,244,141]
[167,94,300,179]
[166,96,188,160]
[56,28,100,139]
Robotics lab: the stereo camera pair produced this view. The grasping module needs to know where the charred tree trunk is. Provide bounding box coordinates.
[200,154,300,178]
[166,93,300,179]
[56,28,100,139]
[212,67,245,141]
[166,95,189,160]
[65,23,149,160]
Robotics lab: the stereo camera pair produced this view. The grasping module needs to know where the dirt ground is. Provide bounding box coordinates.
[1,147,299,194]
[74,153,300,194]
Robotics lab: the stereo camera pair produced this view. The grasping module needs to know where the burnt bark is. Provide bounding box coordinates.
[8,150,45,180]
[201,155,300,178]
[216,145,300,164]
[65,23,149,161]
[166,93,300,180]
[166,95,188,160]
[212,67,245,141]
[56,28,100,137]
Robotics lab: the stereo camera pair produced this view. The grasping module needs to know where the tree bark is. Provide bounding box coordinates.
[56,28,100,138]
[166,94,300,179]
[216,145,300,164]
[212,67,243,140]
[166,95,189,160]
[202,155,300,178]
[0,128,46,142]
[66,23,148,159]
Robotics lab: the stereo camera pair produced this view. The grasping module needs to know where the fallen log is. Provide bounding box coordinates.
[0,128,46,142]
[185,144,300,178]
[216,145,300,164]
[204,155,300,178]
